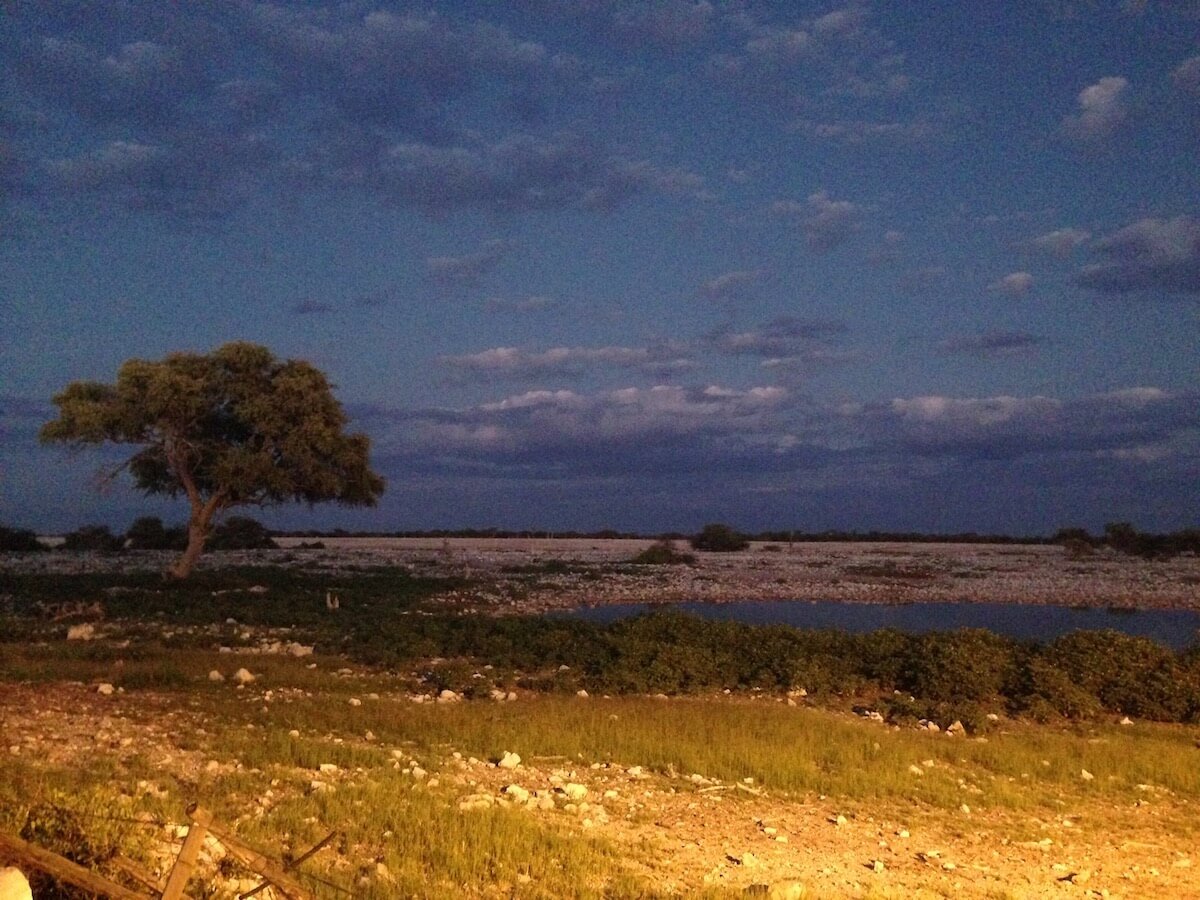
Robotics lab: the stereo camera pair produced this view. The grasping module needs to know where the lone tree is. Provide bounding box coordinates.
[41,342,385,578]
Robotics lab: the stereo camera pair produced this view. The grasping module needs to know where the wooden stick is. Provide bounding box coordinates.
[201,818,314,900]
[161,805,212,900]
[240,831,338,900]
[0,830,150,900]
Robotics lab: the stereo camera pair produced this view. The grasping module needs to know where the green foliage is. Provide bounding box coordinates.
[689,523,749,552]
[207,515,278,550]
[40,342,385,576]
[61,524,124,552]
[628,539,696,565]
[0,525,44,552]
[900,629,1019,704]
[124,516,187,550]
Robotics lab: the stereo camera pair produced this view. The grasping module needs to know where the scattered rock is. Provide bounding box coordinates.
[946,720,966,736]
[0,867,32,900]
[232,668,255,685]
[503,784,530,804]
[96,683,114,695]
[497,751,521,770]
[66,624,96,641]
[437,689,460,703]
[208,670,224,682]
[318,763,339,774]
[1119,716,1134,726]
[870,859,885,873]
[576,689,589,698]
[348,698,362,707]
[1081,769,1095,781]
[563,783,588,801]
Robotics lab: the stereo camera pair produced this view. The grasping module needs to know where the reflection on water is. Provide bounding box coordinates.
[559,600,1200,650]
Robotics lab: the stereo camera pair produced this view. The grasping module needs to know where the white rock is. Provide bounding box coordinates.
[1119,716,1134,726]
[0,867,32,900]
[437,689,460,703]
[946,720,966,736]
[232,668,255,685]
[1081,769,1095,781]
[503,784,530,804]
[563,783,588,801]
[576,689,589,698]
[208,670,224,682]
[318,763,339,774]
[497,751,521,770]
[66,624,96,641]
[506,691,517,701]
[411,766,427,779]
[96,683,114,695]
[348,698,362,707]
[286,643,314,657]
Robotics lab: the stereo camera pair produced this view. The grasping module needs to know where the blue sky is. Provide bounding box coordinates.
[2,1,1198,535]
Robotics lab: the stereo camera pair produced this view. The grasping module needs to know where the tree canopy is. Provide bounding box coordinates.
[41,342,384,577]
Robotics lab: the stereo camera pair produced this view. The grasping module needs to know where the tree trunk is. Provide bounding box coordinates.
[167,501,218,580]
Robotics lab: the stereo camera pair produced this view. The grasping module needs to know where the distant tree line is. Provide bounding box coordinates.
[1054,523,1200,560]
[4,519,1198,558]
[0,517,277,553]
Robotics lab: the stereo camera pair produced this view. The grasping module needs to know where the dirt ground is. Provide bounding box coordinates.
[4,682,1198,899]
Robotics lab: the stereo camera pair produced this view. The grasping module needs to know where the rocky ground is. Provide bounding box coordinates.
[3,677,1199,899]
[7,538,1200,612]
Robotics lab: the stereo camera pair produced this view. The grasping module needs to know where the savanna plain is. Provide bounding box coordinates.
[2,538,1200,899]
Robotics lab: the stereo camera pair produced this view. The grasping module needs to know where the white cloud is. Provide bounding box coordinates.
[988,272,1034,296]
[698,269,760,300]
[1061,76,1130,140]
[439,343,696,378]
[772,190,861,251]
[1029,227,1091,257]
[426,239,515,285]
[1171,55,1200,94]
[1077,215,1200,294]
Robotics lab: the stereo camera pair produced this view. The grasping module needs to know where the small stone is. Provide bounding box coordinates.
[319,763,339,774]
[503,784,530,804]
[232,668,255,685]
[411,766,427,779]
[1081,769,1095,781]
[959,804,971,814]
[871,859,885,874]
[0,866,32,900]
[437,689,459,703]
[576,689,589,698]
[497,751,521,770]
[563,783,588,801]
[348,697,362,707]
[288,729,300,738]
[946,720,966,736]
[67,624,96,641]
[909,765,924,776]
[1119,716,1134,726]
[96,683,115,695]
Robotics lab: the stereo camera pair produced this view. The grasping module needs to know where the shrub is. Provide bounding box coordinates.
[899,629,1018,704]
[207,516,278,550]
[0,525,44,552]
[125,516,187,550]
[629,539,696,565]
[61,525,124,552]
[690,523,749,552]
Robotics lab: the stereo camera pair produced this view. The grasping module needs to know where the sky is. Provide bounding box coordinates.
[1,1,1198,536]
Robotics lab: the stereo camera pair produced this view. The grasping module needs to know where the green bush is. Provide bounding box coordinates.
[629,539,696,565]
[900,629,1018,704]
[0,525,44,552]
[207,516,278,550]
[690,523,749,552]
[61,525,124,552]
[125,516,187,550]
